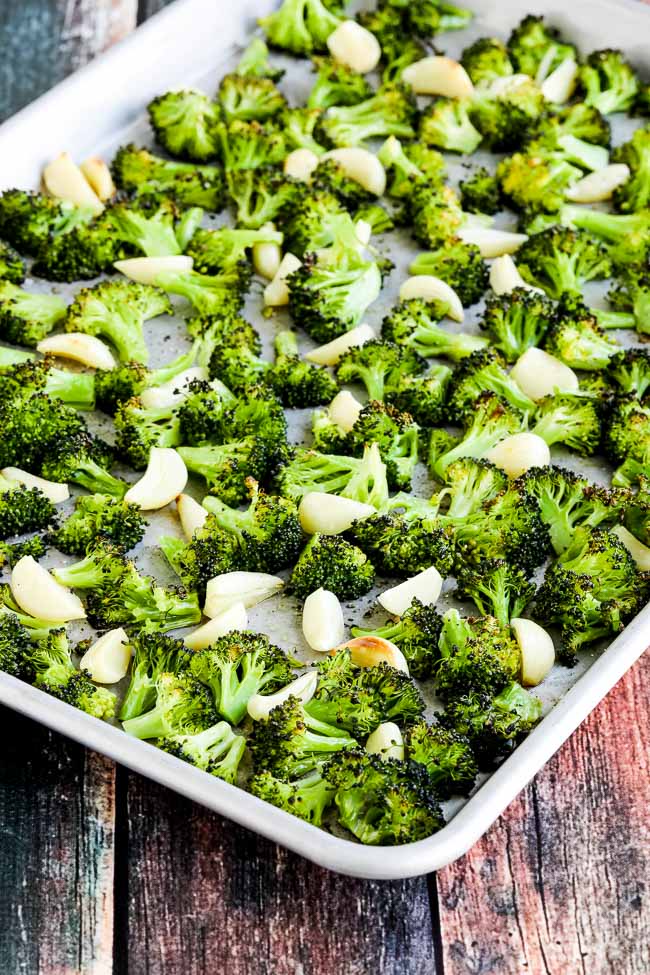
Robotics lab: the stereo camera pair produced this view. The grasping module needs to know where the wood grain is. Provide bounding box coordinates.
[435,652,650,975]
[0,707,116,975]
[124,774,438,975]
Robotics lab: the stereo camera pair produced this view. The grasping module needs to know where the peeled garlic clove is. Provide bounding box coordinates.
[511,347,579,401]
[612,526,650,572]
[355,219,372,247]
[37,332,116,370]
[176,493,208,540]
[541,58,578,104]
[306,323,375,365]
[487,432,551,478]
[124,447,188,511]
[299,492,375,535]
[284,148,320,182]
[11,556,86,622]
[565,164,630,204]
[334,636,409,674]
[489,255,544,296]
[400,276,464,322]
[80,628,131,684]
[326,20,381,74]
[302,588,345,652]
[511,617,555,686]
[43,152,104,214]
[402,56,474,98]
[1,467,69,503]
[490,73,532,96]
[204,572,283,618]
[115,255,193,284]
[458,226,528,258]
[80,156,116,201]
[248,671,318,721]
[253,224,282,279]
[322,148,386,196]
[263,252,302,307]
[328,390,363,433]
[184,602,249,650]
[366,722,404,761]
[378,566,443,618]
[140,367,207,409]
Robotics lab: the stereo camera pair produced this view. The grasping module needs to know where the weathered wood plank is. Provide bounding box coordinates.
[435,652,650,975]
[0,707,116,975]
[125,775,438,975]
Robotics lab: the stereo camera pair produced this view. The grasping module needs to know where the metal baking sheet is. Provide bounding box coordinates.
[0,0,648,880]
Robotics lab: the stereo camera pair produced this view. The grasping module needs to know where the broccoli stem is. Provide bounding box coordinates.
[274,329,300,359]
[122,706,167,740]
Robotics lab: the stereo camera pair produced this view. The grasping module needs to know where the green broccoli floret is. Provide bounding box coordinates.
[607,348,650,400]
[455,559,536,628]
[516,227,612,299]
[207,339,268,394]
[435,457,508,520]
[414,0,472,32]
[531,392,602,456]
[386,365,451,428]
[507,14,577,83]
[0,387,87,471]
[281,188,346,256]
[114,398,181,470]
[378,136,446,200]
[349,501,454,578]
[459,166,502,215]
[119,631,192,721]
[428,392,525,480]
[323,749,444,845]
[536,103,612,149]
[0,240,26,284]
[497,148,583,215]
[268,329,338,408]
[319,85,417,148]
[0,189,95,257]
[147,90,221,161]
[405,719,478,797]
[290,533,375,600]
[608,264,650,336]
[226,167,301,230]
[611,127,650,213]
[439,682,542,769]
[249,767,335,826]
[406,182,472,250]
[307,55,373,110]
[179,437,272,505]
[275,443,388,508]
[0,613,34,680]
[544,294,619,369]
[336,339,426,402]
[111,144,225,209]
[550,204,650,265]
[518,466,628,554]
[410,239,489,307]
[0,473,56,539]
[236,37,285,81]
[159,720,247,783]
[259,0,341,55]
[336,400,420,491]
[419,98,482,154]
[461,37,514,88]
[536,527,648,663]
[1,358,95,411]
[94,347,198,415]
[105,199,201,258]
[434,608,521,701]
[479,288,554,362]
[625,480,650,547]
[218,118,287,173]
[578,49,640,115]
[40,432,127,497]
[217,72,286,123]
[155,264,250,318]
[0,535,48,570]
[603,396,650,488]
[470,76,545,152]
[382,299,488,361]
[49,494,146,555]
[351,598,443,679]
[448,347,535,419]
[27,630,116,719]
[186,225,282,274]
[190,311,262,369]
[0,282,67,347]
[288,251,382,344]
[123,671,217,739]
[312,158,376,209]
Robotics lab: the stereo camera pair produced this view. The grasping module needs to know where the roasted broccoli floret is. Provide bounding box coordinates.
[531,392,602,455]
[461,37,514,88]
[307,55,373,110]
[259,0,341,55]
[479,288,554,362]
[405,720,478,797]
[0,358,95,411]
[49,494,146,555]
[385,365,451,428]
[578,49,640,115]
[217,72,286,123]
[608,263,650,336]
[111,144,225,209]
[312,157,375,208]
[119,632,192,721]
[611,127,650,214]
[536,103,612,149]
[544,294,619,369]
[455,559,536,628]
[382,299,488,361]
[323,750,444,845]
[178,437,271,505]
[459,166,502,215]
[114,398,181,470]
[290,533,375,600]
[603,396,650,488]
[428,393,525,480]
[448,347,535,419]
[0,536,48,570]
[94,346,198,415]
[419,98,482,155]
[160,720,247,783]
[607,348,650,400]
[123,671,217,739]
[217,118,287,174]
[187,225,282,274]
[516,227,611,299]
[336,339,426,402]
[0,386,88,471]
[349,501,454,578]
[147,90,221,161]
[0,189,95,258]
[27,630,116,719]
[103,198,200,258]
[410,239,489,307]
[40,433,126,498]
[268,330,338,408]
[0,613,34,679]
[281,188,346,257]
[507,14,577,82]
[0,240,25,284]
[276,442,388,509]
[0,282,67,347]
[0,473,57,539]
[435,457,508,520]
[549,204,650,266]
[236,36,284,81]
[434,609,520,701]
[336,400,420,491]
[154,264,250,318]
[226,167,301,230]
[249,767,335,825]
[625,481,650,547]
[319,84,417,147]
[469,76,545,152]
[497,147,583,215]
[352,598,443,679]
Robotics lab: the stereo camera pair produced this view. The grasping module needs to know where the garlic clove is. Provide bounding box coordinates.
[378,566,443,618]
[511,347,579,402]
[458,226,528,258]
[263,252,302,307]
[184,602,249,650]
[1,467,69,503]
[565,164,630,203]
[334,635,409,674]
[284,148,320,182]
[204,572,283,618]
[80,628,131,683]
[11,556,86,622]
[114,255,193,284]
[37,332,116,370]
[489,73,533,96]
[43,152,104,214]
[328,390,363,433]
[302,588,345,652]
[176,493,208,540]
[322,148,386,196]
[489,255,545,296]
[252,224,282,279]
[299,492,375,535]
[80,156,116,201]
[247,671,318,721]
[326,20,381,74]
[124,447,188,511]
[366,722,404,761]
[402,56,474,98]
[400,275,464,322]
[612,526,650,572]
[487,432,551,478]
[540,58,578,104]
[140,367,207,409]
[511,617,555,686]
[306,323,375,365]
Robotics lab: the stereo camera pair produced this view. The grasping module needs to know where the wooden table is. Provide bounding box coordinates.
[0,3,649,972]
